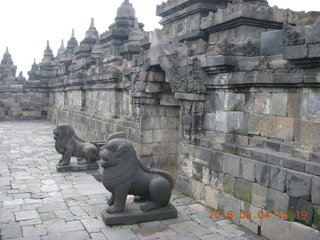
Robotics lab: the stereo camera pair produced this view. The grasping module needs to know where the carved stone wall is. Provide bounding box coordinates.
[1,0,320,237]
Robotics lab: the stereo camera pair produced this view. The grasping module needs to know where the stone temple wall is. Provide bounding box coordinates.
[0,49,49,121]
[2,0,320,238]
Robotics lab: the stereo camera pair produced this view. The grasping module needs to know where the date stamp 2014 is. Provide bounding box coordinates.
[208,210,308,220]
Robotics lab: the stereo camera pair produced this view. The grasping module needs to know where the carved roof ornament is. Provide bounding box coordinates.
[1,47,14,65]
[85,18,99,40]
[66,29,78,54]
[44,40,54,58]
[116,0,135,19]
[57,40,65,57]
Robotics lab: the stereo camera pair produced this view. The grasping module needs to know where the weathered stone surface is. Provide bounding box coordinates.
[223,154,240,178]
[218,192,241,224]
[286,170,312,200]
[205,186,220,210]
[210,150,224,172]
[312,177,320,205]
[289,222,319,240]
[269,166,287,192]
[223,174,235,196]
[234,179,252,203]
[295,198,314,225]
[260,30,283,56]
[305,162,320,176]
[261,213,290,240]
[251,183,267,208]
[255,162,270,187]
[267,188,289,213]
[240,157,255,182]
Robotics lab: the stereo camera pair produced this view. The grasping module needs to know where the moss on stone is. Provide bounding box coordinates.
[223,175,235,195]
[313,206,320,229]
[235,179,252,204]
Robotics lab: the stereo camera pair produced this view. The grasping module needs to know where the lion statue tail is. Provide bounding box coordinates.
[137,160,174,190]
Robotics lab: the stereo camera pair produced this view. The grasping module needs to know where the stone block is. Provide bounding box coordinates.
[205,186,220,210]
[191,179,206,202]
[269,166,287,192]
[286,170,312,200]
[235,179,252,203]
[310,152,320,163]
[160,94,179,106]
[283,45,308,60]
[223,153,240,178]
[314,204,320,230]
[267,188,289,213]
[312,177,320,205]
[255,162,270,187]
[301,94,320,121]
[240,157,255,182]
[237,146,251,158]
[305,162,320,176]
[254,93,270,114]
[209,170,224,190]
[267,152,285,166]
[194,146,212,167]
[289,222,319,240]
[218,192,241,224]
[283,156,305,171]
[202,166,211,185]
[160,116,179,129]
[223,174,235,196]
[251,148,267,162]
[295,198,314,226]
[176,175,193,197]
[287,93,302,118]
[210,150,223,172]
[261,212,290,240]
[292,148,310,161]
[248,114,262,135]
[192,163,203,181]
[215,111,247,134]
[270,93,288,116]
[252,183,268,208]
[261,115,294,141]
[203,112,216,131]
[224,92,245,111]
[260,30,283,56]
[309,43,320,58]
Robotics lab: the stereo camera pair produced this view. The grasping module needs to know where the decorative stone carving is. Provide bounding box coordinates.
[100,132,174,213]
[53,123,100,171]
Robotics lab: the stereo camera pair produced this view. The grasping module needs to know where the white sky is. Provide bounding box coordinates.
[0,0,319,77]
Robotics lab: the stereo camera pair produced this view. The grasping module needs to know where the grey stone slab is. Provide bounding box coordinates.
[102,228,138,240]
[269,166,287,192]
[223,154,241,178]
[240,157,255,182]
[251,183,267,209]
[42,230,90,240]
[283,156,305,172]
[255,162,270,187]
[312,177,320,205]
[305,162,320,176]
[289,222,319,240]
[169,220,211,236]
[295,198,314,226]
[267,188,289,213]
[101,199,177,226]
[210,150,224,172]
[286,170,312,200]
[260,30,283,56]
[56,161,99,172]
[261,213,290,240]
[218,192,241,224]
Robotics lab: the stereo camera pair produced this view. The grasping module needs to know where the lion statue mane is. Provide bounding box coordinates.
[53,123,100,166]
[100,132,174,213]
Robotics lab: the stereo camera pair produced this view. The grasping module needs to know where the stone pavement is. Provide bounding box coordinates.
[0,121,265,240]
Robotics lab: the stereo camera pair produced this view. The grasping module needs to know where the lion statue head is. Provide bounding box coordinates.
[53,123,75,141]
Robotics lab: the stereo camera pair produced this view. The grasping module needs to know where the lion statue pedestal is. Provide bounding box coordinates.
[53,123,101,172]
[100,133,177,225]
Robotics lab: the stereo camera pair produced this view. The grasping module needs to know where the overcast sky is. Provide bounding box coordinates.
[0,0,319,77]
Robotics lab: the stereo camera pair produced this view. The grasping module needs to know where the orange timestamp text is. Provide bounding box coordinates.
[208,210,308,220]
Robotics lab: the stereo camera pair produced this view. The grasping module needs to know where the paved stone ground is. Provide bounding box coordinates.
[0,121,265,240]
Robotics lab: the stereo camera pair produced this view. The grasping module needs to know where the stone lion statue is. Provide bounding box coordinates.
[53,123,100,166]
[100,132,174,213]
